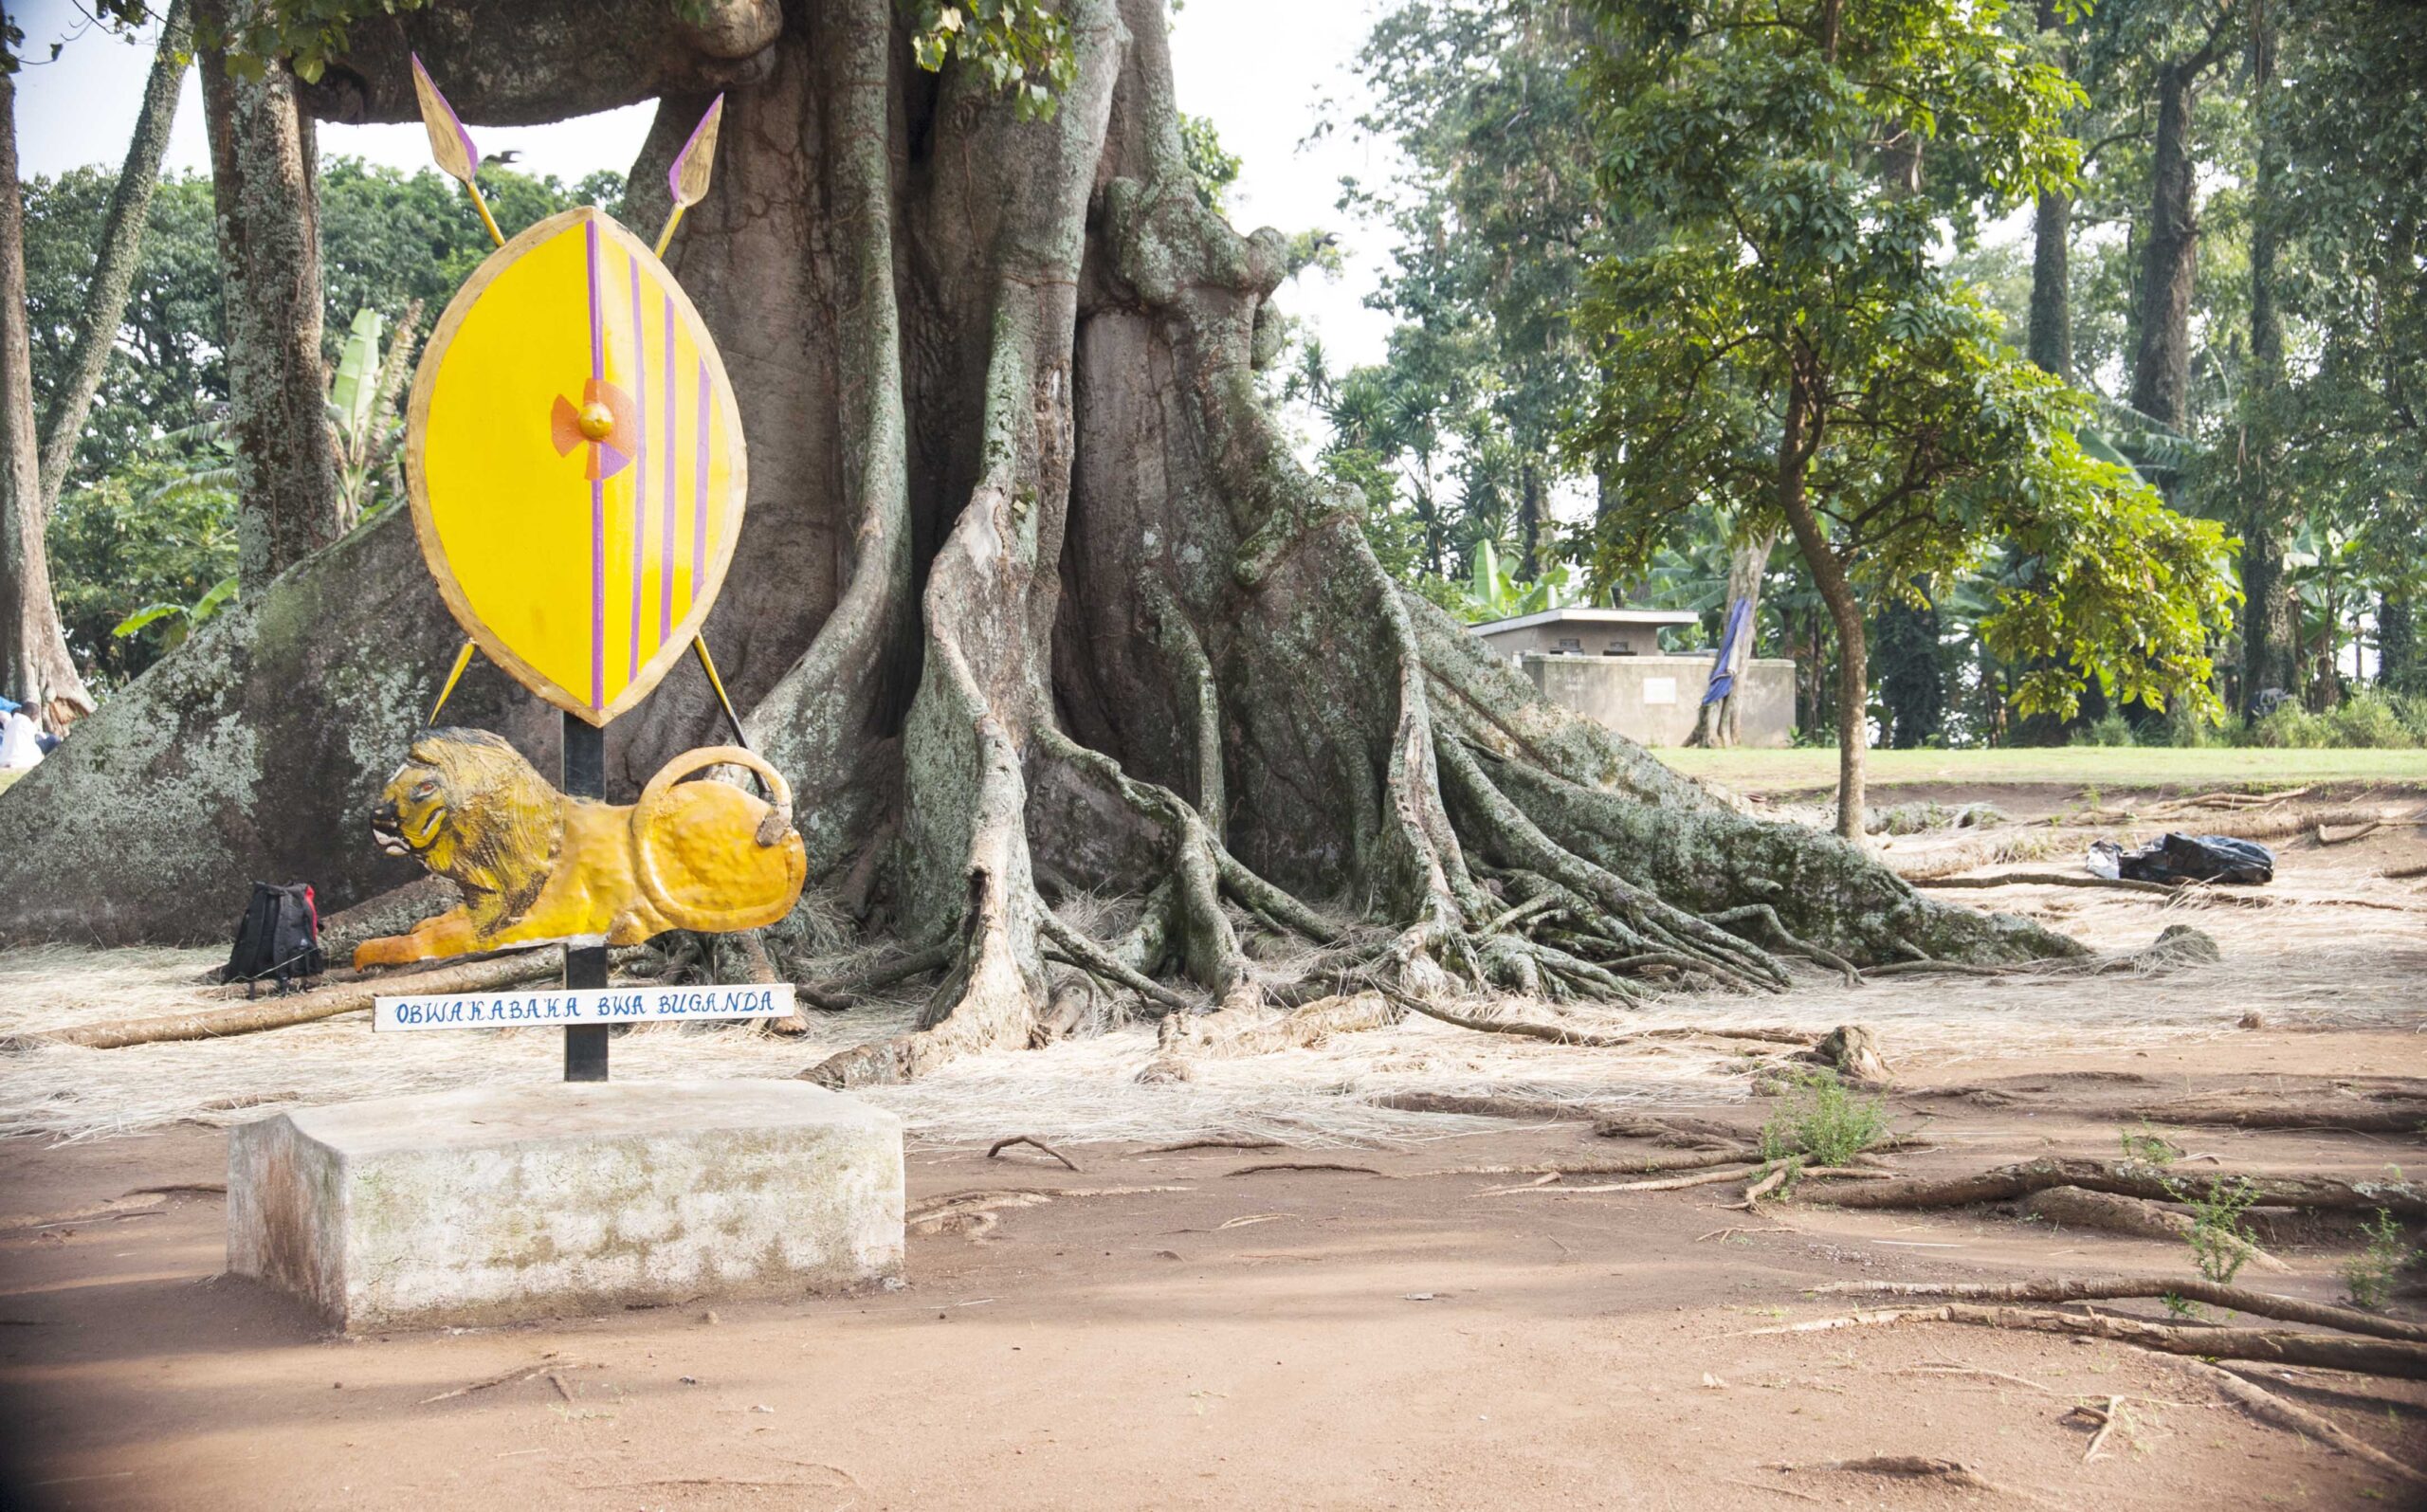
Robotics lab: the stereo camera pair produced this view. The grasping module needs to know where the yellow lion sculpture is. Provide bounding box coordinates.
[354,728,806,969]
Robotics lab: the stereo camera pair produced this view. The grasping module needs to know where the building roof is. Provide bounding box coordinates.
[1469,606,1703,636]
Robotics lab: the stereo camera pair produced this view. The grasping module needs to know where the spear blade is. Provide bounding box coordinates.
[666,95,726,213]
[409,53,480,186]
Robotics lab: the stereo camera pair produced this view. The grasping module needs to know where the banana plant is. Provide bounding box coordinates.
[111,574,239,650]
[1460,539,1583,623]
[327,301,424,527]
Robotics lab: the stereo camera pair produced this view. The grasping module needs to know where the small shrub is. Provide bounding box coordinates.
[2342,1210,2419,1311]
[2119,1121,2182,1166]
[2325,692,2418,750]
[2071,711,2137,748]
[2169,1174,2261,1286]
[2396,693,2427,746]
[2168,703,2240,749]
[2252,702,2329,749]
[1760,1068,1890,1167]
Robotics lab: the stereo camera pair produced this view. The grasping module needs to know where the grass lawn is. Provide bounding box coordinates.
[1654,743,2427,794]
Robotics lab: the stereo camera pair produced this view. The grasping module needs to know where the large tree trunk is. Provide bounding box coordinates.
[0,70,96,732]
[2028,189,2071,382]
[2025,0,2071,383]
[1874,586,1943,750]
[198,9,342,592]
[37,0,193,517]
[1770,374,1868,841]
[0,0,2079,1064]
[2382,592,2417,693]
[2237,0,2296,717]
[2128,30,2225,432]
[1516,456,1543,579]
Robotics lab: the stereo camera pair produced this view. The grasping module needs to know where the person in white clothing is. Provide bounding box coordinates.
[0,709,45,771]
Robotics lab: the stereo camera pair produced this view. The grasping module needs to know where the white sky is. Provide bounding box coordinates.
[11,0,1399,373]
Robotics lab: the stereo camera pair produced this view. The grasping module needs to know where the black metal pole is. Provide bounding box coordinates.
[561,712,610,1082]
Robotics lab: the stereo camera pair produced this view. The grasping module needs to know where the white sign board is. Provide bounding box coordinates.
[375,982,794,1033]
[1643,676,1678,705]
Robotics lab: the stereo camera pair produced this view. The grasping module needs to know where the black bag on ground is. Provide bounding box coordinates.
[220,882,325,994]
[2116,832,2274,886]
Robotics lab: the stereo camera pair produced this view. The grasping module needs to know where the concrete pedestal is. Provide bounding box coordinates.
[227,1080,903,1332]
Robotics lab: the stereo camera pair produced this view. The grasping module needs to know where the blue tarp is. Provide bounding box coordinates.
[1701,596,1752,706]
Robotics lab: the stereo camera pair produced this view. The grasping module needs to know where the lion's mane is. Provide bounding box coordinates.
[399,728,563,921]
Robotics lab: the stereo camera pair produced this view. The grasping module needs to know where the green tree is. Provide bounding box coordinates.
[1574,0,2234,835]
[1349,0,1609,578]
[2267,0,2427,703]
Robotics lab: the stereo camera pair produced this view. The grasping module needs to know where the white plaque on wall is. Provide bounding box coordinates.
[1643,677,1678,705]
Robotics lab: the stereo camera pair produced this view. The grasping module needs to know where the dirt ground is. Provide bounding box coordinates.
[2,779,2424,1510]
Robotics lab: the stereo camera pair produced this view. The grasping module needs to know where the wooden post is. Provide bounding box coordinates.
[561,713,609,1082]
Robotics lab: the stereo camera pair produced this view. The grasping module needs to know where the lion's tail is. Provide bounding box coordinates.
[630,746,804,930]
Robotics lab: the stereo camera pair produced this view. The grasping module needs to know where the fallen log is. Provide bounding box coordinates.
[6,949,568,1050]
[1751,1303,2427,1379]
[1797,1157,2427,1218]
[1814,1276,2427,1344]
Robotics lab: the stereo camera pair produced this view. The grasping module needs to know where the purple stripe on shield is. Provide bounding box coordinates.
[659,298,678,642]
[584,217,604,711]
[627,255,648,685]
[691,358,710,610]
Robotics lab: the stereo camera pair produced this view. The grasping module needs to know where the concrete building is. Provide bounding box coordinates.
[1469,606,1797,748]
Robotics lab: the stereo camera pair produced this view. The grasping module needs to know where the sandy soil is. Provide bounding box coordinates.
[2,783,2424,1510]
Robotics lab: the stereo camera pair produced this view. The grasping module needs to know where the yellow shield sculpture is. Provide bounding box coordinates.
[407,205,749,726]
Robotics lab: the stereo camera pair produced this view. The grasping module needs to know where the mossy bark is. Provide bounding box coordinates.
[198,4,343,591]
[0,0,2081,1058]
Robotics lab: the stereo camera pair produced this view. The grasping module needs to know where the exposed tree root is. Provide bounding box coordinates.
[2018,1187,2290,1273]
[1039,910,1196,1015]
[987,1136,1081,1172]
[1224,1162,1384,1177]
[1595,1114,1764,1151]
[1750,1304,2427,1378]
[1764,1456,2046,1504]
[798,941,958,1011]
[1796,1157,2427,1217]
[1427,1152,1755,1178]
[2316,820,2383,846]
[1370,1090,1603,1122]
[1916,872,2177,895]
[1814,1277,2427,1344]
[1386,990,1816,1050]
[2162,1356,2427,1488]
[2108,1097,2427,1135]
[905,1185,1192,1241]
[1136,1138,1284,1155]
[1157,993,1398,1059]
[418,1356,574,1406]
[1490,1165,1760,1194]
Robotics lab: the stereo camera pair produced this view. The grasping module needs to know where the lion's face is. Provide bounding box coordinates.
[369,729,561,898]
[371,761,448,861]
